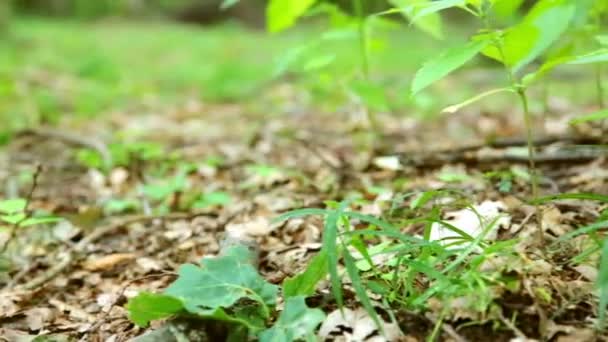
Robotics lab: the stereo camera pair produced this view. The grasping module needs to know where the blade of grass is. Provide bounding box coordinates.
[531,193,608,204]
[343,247,382,331]
[597,238,608,330]
[324,201,351,309]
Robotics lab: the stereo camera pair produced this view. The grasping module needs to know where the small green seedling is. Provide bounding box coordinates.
[407,0,608,244]
[127,245,324,341]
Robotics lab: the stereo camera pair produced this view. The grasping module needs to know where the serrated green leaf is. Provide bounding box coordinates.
[164,245,278,316]
[0,199,27,214]
[126,292,183,327]
[482,0,576,72]
[411,38,489,94]
[266,0,317,33]
[258,296,325,342]
[283,249,328,298]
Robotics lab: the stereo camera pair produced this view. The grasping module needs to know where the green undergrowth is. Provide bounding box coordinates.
[128,190,608,338]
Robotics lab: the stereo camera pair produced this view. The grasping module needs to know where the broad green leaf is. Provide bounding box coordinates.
[126,292,183,327]
[283,250,328,298]
[388,0,446,39]
[408,0,466,22]
[266,0,317,33]
[570,109,608,125]
[258,296,325,342]
[598,238,608,329]
[482,0,576,72]
[164,245,278,315]
[493,0,525,19]
[350,80,390,112]
[598,35,608,46]
[411,38,490,94]
[0,199,26,214]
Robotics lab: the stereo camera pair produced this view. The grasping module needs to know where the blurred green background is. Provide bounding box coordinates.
[0,0,601,139]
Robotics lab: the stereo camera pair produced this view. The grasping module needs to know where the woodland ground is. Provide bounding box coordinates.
[0,18,607,341]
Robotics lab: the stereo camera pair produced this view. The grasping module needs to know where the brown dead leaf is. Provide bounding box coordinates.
[82,253,136,271]
[554,327,595,342]
[24,307,55,331]
[226,216,275,237]
[318,308,402,341]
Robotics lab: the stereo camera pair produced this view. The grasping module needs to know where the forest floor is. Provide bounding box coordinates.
[1,19,607,342]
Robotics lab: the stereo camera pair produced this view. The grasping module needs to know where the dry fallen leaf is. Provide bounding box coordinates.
[318,308,402,342]
[82,253,136,271]
[429,200,510,248]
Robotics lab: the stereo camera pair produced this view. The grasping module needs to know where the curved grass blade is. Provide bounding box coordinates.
[553,220,608,244]
[531,193,608,204]
[343,248,382,332]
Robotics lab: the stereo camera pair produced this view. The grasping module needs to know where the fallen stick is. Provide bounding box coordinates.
[10,211,218,291]
[17,127,112,168]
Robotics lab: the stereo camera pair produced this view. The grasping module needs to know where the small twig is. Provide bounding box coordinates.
[425,313,468,342]
[78,272,176,341]
[0,165,42,254]
[497,307,527,340]
[18,127,112,168]
[12,211,220,291]
[523,278,549,338]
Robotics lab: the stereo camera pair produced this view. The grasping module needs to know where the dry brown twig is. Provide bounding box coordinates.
[18,127,112,167]
[0,164,43,254]
[78,272,177,341]
[5,210,233,292]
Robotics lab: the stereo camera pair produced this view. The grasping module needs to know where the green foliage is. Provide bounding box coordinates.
[267,0,317,33]
[127,245,324,338]
[192,191,232,209]
[598,238,608,330]
[482,0,576,72]
[283,249,328,298]
[0,198,60,228]
[411,38,490,95]
[126,292,184,327]
[165,246,277,315]
[258,296,325,342]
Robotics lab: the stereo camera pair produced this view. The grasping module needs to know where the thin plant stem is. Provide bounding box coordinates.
[596,64,605,108]
[353,0,370,80]
[485,9,544,245]
[517,88,544,246]
[353,0,379,132]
